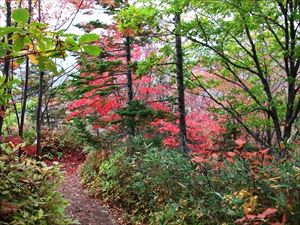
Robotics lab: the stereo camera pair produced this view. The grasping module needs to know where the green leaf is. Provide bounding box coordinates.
[16,58,25,65]
[30,22,47,29]
[10,78,21,85]
[78,33,99,44]
[40,58,58,75]
[82,45,101,56]
[2,190,10,195]
[38,209,44,219]
[0,27,20,37]
[56,29,66,36]
[37,40,46,51]
[13,36,25,52]
[65,37,77,46]
[12,8,30,23]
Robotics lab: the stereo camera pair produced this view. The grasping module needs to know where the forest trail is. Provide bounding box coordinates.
[60,171,121,225]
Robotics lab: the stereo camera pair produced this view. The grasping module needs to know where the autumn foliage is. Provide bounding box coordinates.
[1,0,299,224]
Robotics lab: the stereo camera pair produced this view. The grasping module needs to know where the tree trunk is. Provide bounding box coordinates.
[282,0,299,142]
[174,14,189,154]
[125,36,135,137]
[36,0,44,156]
[36,71,44,156]
[0,1,12,154]
[46,106,51,128]
[19,0,32,138]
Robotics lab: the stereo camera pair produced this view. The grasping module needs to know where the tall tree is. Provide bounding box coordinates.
[0,1,12,153]
[36,0,44,156]
[19,0,32,138]
[125,35,135,137]
[174,13,188,153]
[0,1,101,156]
[117,0,190,153]
[182,0,300,152]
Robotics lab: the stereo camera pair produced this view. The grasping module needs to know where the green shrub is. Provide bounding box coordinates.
[80,137,204,224]
[0,144,73,225]
[23,128,36,145]
[80,150,110,191]
[65,119,101,149]
[80,137,300,224]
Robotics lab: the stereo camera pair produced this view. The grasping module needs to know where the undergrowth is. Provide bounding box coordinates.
[0,144,73,225]
[80,136,300,225]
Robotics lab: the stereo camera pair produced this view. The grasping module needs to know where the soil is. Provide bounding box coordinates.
[58,151,125,225]
[60,172,121,225]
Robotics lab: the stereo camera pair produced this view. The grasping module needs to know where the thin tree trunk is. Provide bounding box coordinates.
[266,115,272,146]
[283,85,296,141]
[36,71,44,156]
[0,1,12,154]
[12,99,21,133]
[46,107,50,128]
[125,36,135,137]
[174,14,189,154]
[36,0,44,156]
[19,0,32,138]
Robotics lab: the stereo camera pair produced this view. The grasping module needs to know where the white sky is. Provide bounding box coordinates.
[54,4,113,71]
[0,0,113,84]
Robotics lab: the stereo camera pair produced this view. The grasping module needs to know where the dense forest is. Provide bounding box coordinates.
[0,0,299,224]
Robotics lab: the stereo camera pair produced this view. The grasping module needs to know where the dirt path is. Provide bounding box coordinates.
[60,171,121,225]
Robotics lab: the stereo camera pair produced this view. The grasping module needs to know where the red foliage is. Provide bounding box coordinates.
[0,110,5,118]
[59,150,86,174]
[191,142,273,173]
[4,135,23,147]
[150,110,225,153]
[22,145,37,156]
[43,148,86,174]
[67,25,226,155]
[235,138,247,149]
[235,208,282,225]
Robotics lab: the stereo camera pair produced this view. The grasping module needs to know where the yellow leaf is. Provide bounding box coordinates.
[28,54,38,65]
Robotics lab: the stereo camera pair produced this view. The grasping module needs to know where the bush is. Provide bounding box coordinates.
[0,144,73,225]
[80,136,205,224]
[40,119,102,156]
[23,128,36,145]
[80,137,300,224]
[80,150,110,189]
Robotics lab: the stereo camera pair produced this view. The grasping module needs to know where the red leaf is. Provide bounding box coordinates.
[0,110,5,118]
[5,135,23,146]
[257,208,277,219]
[235,214,256,224]
[211,153,218,159]
[259,149,270,156]
[227,151,236,157]
[235,138,246,149]
[23,145,37,155]
[192,156,209,163]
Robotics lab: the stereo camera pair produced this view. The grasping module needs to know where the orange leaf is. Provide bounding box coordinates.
[12,61,21,69]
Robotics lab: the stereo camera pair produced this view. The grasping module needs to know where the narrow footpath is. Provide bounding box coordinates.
[57,151,124,225]
[60,172,120,225]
